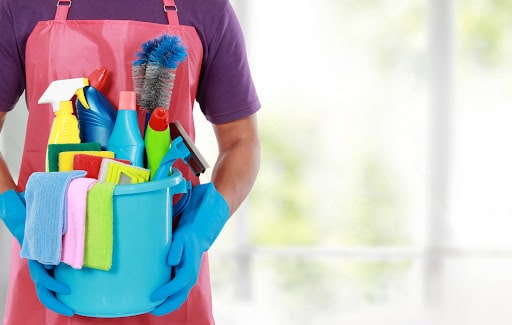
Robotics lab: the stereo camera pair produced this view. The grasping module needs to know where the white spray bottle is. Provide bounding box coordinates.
[38,77,89,170]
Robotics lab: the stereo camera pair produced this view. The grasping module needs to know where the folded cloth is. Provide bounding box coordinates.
[83,182,116,271]
[61,177,97,269]
[47,142,101,172]
[59,151,114,172]
[21,171,86,265]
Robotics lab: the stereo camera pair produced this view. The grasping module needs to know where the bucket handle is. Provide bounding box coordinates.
[172,180,191,217]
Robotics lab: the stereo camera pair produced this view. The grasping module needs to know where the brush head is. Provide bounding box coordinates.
[140,66,176,111]
[133,35,188,112]
[148,34,187,69]
[133,39,159,67]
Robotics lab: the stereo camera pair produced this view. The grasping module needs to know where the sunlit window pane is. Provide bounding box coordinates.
[248,0,428,247]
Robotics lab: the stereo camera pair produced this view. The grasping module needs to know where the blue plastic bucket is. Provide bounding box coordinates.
[54,169,188,317]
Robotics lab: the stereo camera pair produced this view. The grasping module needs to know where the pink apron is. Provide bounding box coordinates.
[3,1,214,324]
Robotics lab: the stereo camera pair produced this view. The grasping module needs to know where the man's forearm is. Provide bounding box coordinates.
[0,112,16,193]
[211,114,260,216]
[0,153,16,193]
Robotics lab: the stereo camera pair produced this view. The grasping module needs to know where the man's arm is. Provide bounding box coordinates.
[210,113,260,216]
[0,111,17,193]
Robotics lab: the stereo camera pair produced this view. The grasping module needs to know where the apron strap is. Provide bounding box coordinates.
[55,0,72,21]
[53,0,180,25]
[163,0,180,25]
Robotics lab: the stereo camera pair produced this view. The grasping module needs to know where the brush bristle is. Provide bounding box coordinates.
[140,66,176,111]
[132,34,188,111]
[148,35,188,69]
[133,39,158,66]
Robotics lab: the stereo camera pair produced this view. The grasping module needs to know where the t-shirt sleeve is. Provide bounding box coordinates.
[196,1,260,124]
[0,0,25,112]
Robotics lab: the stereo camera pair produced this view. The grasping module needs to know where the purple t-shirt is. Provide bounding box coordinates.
[0,0,260,123]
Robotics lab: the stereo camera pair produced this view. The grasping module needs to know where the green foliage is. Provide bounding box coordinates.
[248,116,317,246]
[459,0,512,66]
[342,153,409,246]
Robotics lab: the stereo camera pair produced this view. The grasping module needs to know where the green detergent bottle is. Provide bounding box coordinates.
[144,107,171,180]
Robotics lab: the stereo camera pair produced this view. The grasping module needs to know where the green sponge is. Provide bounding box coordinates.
[47,143,101,172]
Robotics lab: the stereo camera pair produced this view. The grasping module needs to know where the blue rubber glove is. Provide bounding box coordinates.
[27,260,74,317]
[0,189,74,316]
[151,183,230,316]
[0,189,26,245]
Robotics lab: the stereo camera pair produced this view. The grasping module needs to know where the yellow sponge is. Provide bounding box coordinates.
[59,151,115,171]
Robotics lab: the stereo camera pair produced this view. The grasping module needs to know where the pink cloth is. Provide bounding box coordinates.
[61,177,97,269]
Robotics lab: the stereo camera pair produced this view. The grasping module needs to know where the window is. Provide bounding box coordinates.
[202,1,512,324]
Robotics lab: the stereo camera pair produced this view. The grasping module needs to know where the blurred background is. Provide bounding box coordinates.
[3,0,512,324]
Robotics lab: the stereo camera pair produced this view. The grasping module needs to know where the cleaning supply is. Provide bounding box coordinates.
[98,159,150,184]
[138,35,187,112]
[75,67,108,109]
[38,77,89,171]
[145,107,171,180]
[88,67,108,90]
[153,136,191,181]
[54,169,189,317]
[73,154,130,179]
[75,86,117,150]
[170,120,209,176]
[74,67,116,149]
[20,170,86,265]
[107,91,145,167]
[61,177,97,269]
[38,77,89,111]
[58,150,114,171]
[83,182,116,271]
[47,100,80,145]
[47,142,101,172]
[132,38,158,106]
[132,35,187,132]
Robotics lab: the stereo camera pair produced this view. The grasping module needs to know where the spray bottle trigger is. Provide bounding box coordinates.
[76,88,89,109]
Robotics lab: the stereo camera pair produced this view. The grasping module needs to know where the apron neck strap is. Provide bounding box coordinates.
[55,1,71,21]
[163,0,180,25]
[54,0,180,25]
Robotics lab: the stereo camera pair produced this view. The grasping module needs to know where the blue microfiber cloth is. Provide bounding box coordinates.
[21,170,86,265]
[83,182,115,271]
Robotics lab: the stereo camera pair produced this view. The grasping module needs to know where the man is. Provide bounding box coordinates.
[0,0,260,323]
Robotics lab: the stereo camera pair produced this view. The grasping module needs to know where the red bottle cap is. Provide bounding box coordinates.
[88,67,108,91]
[148,107,169,131]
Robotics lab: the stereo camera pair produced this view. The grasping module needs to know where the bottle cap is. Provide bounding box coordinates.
[118,91,136,110]
[148,107,169,131]
[88,67,108,91]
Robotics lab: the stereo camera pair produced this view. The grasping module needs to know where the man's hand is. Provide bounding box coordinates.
[151,183,229,316]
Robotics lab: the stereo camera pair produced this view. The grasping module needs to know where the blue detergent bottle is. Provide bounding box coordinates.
[107,91,145,167]
[75,86,117,150]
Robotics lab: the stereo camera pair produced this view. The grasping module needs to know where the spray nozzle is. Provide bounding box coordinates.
[38,77,89,112]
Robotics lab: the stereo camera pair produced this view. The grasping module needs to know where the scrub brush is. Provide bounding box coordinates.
[132,38,159,106]
[132,34,187,113]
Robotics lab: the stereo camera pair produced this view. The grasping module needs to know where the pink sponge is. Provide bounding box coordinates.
[73,154,130,179]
